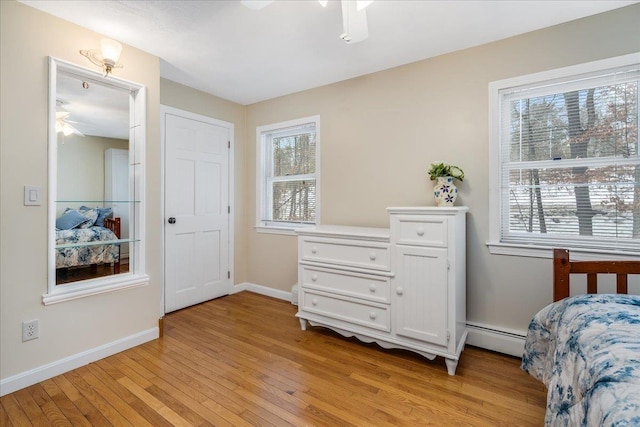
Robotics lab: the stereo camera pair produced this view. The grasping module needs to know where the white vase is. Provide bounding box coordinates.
[433,176,458,207]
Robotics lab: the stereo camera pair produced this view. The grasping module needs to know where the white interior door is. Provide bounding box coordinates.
[164,110,231,313]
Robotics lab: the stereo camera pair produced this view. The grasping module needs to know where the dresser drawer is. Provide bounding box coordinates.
[300,237,390,271]
[391,215,448,247]
[301,266,390,303]
[300,290,390,332]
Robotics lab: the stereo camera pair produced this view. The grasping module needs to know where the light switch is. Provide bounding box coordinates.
[24,186,41,206]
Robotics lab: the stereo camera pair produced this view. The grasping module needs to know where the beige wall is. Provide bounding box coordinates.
[245,5,640,333]
[160,79,248,284]
[57,135,128,215]
[0,1,161,380]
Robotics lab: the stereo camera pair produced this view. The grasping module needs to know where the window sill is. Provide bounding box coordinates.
[255,225,314,236]
[486,242,640,261]
[42,274,149,305]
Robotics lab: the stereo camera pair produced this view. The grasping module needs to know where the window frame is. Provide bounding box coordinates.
[488,53,640,261]
[256,116,320,235]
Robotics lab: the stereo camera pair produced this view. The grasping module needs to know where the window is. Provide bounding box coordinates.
[256,116,320,234]
[489,54,640,258]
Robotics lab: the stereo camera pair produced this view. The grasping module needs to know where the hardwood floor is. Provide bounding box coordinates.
[56,263,129,285]
[1,292,547,426]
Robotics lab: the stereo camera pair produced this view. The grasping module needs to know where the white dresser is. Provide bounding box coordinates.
[296,207,468,375]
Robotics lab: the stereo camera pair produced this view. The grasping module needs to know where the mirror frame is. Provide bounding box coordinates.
[44,57,148,305]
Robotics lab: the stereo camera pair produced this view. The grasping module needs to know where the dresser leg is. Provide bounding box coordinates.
[445,358,458,376]
[299,318,307,331]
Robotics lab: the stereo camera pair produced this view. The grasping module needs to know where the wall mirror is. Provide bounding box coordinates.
[46,57,147,303]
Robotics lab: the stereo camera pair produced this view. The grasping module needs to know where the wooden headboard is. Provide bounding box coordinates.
[104,217,121,239]
[553,249,640,301]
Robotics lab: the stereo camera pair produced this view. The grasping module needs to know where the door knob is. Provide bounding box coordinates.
[168,217,176,224]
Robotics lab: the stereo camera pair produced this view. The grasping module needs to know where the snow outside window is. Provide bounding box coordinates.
[488,54,640,258]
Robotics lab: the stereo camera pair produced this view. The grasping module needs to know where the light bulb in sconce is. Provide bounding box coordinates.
[80,38,124,77]
[100,38,122,67]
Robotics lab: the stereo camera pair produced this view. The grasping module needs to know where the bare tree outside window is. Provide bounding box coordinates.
[258,117,319,229]
[506,80,639,243]
[271,132,316,223]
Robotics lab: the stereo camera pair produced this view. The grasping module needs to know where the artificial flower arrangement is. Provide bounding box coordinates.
[427,162,465,182]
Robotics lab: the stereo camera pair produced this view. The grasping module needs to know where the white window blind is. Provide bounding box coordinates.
[257,117,319,230]
[497,63,640,252]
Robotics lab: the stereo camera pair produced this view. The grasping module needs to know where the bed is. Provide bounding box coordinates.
[55,207,121,274]
[521,249,640,426]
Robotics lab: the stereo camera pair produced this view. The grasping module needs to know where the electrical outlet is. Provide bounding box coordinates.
[22,319,39,342]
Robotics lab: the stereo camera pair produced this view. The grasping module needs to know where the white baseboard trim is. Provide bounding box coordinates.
[466,321,527,357]
[233,284,527,357]
[0,327,159,396]
[232,282,293,302]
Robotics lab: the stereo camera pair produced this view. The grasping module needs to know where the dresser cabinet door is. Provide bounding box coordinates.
[393,246,448,346]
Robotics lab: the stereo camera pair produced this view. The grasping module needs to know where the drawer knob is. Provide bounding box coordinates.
[369,252,377,261]
[396,287,403,295]
[311,247,318,254]
[416,227,425,236]
[369,312,377,320]
[311,298,318,306]
[311,274,318,282]
[369,283,377,292]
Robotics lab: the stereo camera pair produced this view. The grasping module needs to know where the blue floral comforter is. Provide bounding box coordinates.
[56,226,120,269]
[522,294,640,426]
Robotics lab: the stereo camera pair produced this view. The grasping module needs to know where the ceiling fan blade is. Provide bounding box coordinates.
[340,0,368,44]
[241,0,274,10]
[56,117,84,137]
[67,124,84,137]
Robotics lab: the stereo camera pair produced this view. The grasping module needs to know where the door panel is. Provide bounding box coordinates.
[175,232,197,292]
[394,246,448,346]
[165,111,230,313]
[175,158,196,215]
[201,161,221,214]
[202,230,221,284]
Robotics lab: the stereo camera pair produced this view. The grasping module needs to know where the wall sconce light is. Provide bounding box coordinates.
[80,38,123,77]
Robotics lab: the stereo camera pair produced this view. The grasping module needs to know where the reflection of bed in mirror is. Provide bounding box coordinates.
[55,206,121,283]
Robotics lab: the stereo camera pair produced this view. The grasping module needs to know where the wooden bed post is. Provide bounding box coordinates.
[553,249,571,301]
[104,217,122,274]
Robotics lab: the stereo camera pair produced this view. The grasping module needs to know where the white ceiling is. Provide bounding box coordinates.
[22,0,637,105]
[57,72,130,140]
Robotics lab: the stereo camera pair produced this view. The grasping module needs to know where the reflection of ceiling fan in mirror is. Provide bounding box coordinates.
[56,73,130,140]
[241,0,374,44]
[55,111,84,137]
